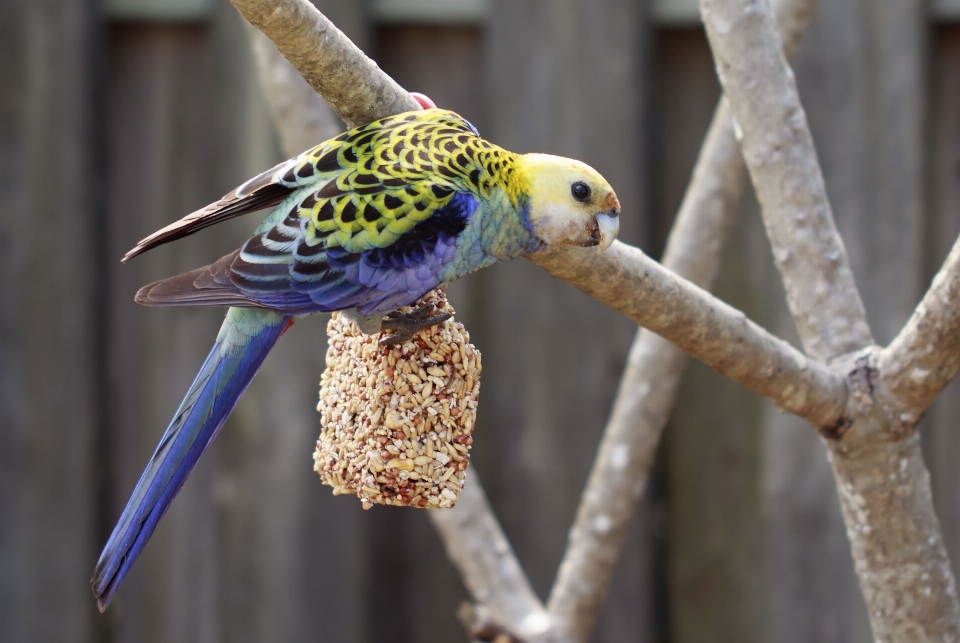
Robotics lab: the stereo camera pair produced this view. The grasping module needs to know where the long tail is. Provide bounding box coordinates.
[91,307,291,611]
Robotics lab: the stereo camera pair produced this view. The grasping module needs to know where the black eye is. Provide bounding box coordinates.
[571,181,591,202]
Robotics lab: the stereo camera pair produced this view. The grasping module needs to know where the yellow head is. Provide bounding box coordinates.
[516,153,621,252]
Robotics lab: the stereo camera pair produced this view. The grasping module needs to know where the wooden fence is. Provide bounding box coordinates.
[1,0,959,641]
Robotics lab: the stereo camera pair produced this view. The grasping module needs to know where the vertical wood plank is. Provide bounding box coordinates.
[105,24,231,643]
[484,2,653,641]
[0,1,99,642]
[924,24,960,597]
[217,4,368,640]
[654,28,767,643]
[663,0,927,639]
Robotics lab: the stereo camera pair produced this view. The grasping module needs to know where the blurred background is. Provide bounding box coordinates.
[2,0,960,641]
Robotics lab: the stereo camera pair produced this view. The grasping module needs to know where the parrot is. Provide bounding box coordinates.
[91,105,621,611]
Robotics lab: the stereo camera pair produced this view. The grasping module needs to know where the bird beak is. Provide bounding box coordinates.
[595,208,620,252]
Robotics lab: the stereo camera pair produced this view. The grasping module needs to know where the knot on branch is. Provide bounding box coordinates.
[823,347,916,443]
[457,602,525,643]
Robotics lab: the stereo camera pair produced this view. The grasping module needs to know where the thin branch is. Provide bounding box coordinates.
[698,0,873,362]
[879,233,960,424]
[545,2,822,638]
[244,19,553,640]
[531,243,846,429]
[230,0,418,128]
[428,469,564,643]
[246,24,342,153]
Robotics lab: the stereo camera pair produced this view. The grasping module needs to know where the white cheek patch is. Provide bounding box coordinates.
[533,205,588,246]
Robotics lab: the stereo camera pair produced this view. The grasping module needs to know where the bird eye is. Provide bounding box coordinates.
[571,181,591,202]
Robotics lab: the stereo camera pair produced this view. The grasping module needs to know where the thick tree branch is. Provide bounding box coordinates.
[699,0,872,362]
[879,234,960,424]
[828,350,960,642]
[545,3,821,639]
[246,24,342,153]
[230,0,417,128]
[532,243,845,428]
[429,469,563,643]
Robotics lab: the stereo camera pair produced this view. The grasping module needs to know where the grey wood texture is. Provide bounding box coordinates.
[654,29,766,642]
[924,24,960,606]
[0,1,100,642]
[103,0,213,22]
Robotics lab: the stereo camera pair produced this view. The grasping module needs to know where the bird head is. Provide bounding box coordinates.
[518,153,621,252]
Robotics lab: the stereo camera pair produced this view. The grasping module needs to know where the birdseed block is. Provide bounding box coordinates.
[315,289,481,510]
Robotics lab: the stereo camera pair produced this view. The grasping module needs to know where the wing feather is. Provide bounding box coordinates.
[131,110,495,316]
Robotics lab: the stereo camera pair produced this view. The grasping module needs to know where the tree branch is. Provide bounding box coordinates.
[531,243,845,428]
[230,0,417,128]
[698,0,872,361]
[879,233,960,424]
[828,350,960,642]
[246,24,342,153]
[545,2,822,639]
[428,469,564,643]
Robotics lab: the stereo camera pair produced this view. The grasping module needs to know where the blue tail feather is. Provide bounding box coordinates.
[92,308,288,611]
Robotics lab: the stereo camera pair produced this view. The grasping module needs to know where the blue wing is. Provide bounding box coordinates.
[135,191,479,316]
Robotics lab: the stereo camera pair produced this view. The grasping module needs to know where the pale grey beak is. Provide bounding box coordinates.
[596,211,620,252]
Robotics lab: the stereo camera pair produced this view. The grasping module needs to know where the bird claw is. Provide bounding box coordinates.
[379,303,452,346]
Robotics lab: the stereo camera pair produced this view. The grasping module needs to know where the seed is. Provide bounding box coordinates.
[316,290,479,509]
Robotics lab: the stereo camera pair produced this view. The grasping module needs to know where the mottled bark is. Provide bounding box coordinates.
[880,234,960,424]
[228,0,417,128]
[428,469,563,643]
[531,243,846,429]
[699,0,872,362]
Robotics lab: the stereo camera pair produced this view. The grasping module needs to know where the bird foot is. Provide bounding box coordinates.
[379,303,452,346]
